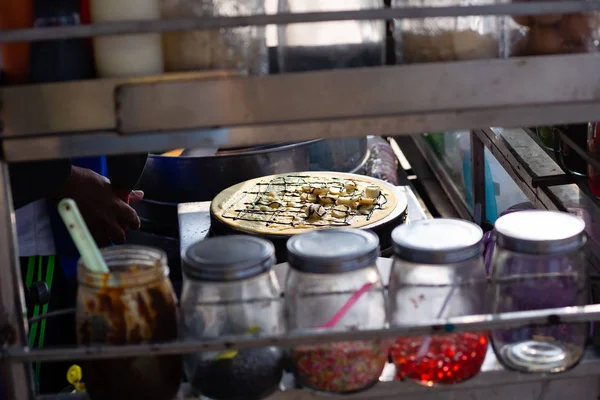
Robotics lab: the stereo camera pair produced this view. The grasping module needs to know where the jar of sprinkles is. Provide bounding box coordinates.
[389,219,488,386]
[285,228,388,394]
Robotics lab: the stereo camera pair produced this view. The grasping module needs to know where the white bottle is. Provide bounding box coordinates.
[91,0,164,77]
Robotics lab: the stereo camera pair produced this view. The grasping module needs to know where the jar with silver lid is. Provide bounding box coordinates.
[181,235,284,400]
[389,219,488,386]
[285,229,388,394]
[490,210,588,374]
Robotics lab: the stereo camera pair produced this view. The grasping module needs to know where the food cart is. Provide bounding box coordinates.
[2,1,600,399]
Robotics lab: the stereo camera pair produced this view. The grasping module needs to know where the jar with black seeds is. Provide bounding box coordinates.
[181,235,285,400]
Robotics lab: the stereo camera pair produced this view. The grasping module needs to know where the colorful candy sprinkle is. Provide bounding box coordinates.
[391,332,488,386]
[292,340,388,393]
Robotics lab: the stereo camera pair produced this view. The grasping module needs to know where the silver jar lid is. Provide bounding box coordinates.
[391,219,484,264]
[286,228,380,274]
[182,235,276,282]
[494,210,586,255]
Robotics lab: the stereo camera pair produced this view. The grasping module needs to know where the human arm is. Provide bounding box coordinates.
[47,165,143,245]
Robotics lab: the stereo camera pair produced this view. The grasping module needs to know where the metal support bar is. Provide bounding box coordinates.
[4,299,598,364]
[0,162,35,400]
[471,130,486,225]
[0,1,597,43]
[473,128,562,211]
[411,134,472,220]
[531,174,573,188]
[558,131,600,175]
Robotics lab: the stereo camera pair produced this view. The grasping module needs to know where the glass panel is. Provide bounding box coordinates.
[423,131,529,224]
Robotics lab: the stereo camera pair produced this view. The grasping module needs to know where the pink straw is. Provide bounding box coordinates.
[319,282,375,329]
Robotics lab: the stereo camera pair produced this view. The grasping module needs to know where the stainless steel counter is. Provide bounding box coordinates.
[176,185,600,400]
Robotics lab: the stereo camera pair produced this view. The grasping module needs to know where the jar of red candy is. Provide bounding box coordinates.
[389,219,488,386]
[285,229,388,394]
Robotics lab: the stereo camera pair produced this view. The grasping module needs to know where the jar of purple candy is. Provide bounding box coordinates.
[489,210,589,374]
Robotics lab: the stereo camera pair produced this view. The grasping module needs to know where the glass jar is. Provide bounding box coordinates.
[285,229,388,394]
[91,0,164,77]
[76,245,182,400]
[277,0,385,72]
[161,0,268,74]
[181,235,284,400]
[389,219,488,386]
[508,1,598,56]
[394,0,503,63]
[490,210,588,373]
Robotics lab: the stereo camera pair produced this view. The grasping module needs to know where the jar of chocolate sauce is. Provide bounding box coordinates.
[76,245,182,400]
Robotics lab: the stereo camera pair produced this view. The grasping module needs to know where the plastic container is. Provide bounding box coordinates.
[277,0,385,72]
[0,0,32,84]
[161,0,268,74]
[90,0,163,77]
[490,210,588,373]
[181,236,284,400]
[76,246,182,400]
[389,219,488,386]
[285,229,388,394]
[394,0,503,63]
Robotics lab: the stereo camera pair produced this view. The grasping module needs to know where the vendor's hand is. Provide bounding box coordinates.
[48,166,144,246]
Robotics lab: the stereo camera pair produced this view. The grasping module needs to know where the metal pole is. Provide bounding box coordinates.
[471,130,487,226]
[0,161,35,400]
[4,303,600,363]
[0,1,598,43]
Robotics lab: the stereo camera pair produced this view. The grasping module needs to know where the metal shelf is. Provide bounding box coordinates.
[5,55,600,161]
[33,348,600,400]
[1,304,599,362]
[0,1,597,43]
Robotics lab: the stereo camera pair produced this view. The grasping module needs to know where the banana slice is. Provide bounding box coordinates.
[336,196,355,205]
[329,186,342,195]
[300,193,308,202]
[359,205,374,215]
[310,185,329,195]
[344,180,357,192]
[269,201,283,209]
[318,194,337,204]
[365,185,381,199]
[332,205,350,219]
[305,204,327,219]
[291,216,304,226]
[359,196,377,206]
